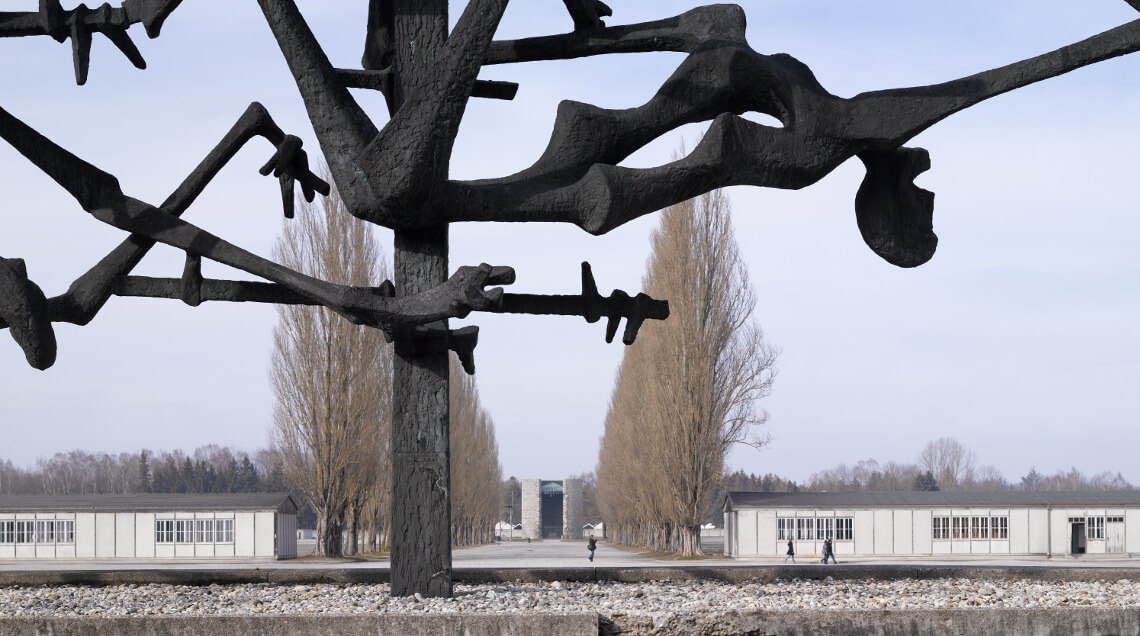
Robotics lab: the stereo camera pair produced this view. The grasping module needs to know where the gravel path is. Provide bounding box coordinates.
[2,578,1140,618]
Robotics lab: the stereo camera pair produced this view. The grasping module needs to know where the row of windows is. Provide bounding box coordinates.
[2,519,240,545]
[932,516,1009,540]
[777,518,854,541]
[0,520,76,545]
[1070,516,1123,540]
[155,519,234,544]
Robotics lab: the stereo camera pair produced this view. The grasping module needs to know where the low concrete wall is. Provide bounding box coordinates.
[602,608,1140,636]
[6,564,1140,587]
[0,614,597,636]
[4,609,1140,635]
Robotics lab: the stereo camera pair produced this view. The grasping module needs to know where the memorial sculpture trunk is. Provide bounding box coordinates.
[4,0,1140,597]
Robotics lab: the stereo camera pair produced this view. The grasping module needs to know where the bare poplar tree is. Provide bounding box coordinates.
[599,188,778,556]
[269,179,393,557]
[449,354,503,547]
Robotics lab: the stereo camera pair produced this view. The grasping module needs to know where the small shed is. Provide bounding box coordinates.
[724,491,1140,558]
[0,493,299,561]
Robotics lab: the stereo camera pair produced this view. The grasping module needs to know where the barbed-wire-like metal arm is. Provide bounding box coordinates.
[0,0,184,84]
[40,102,323,331]
[0,104,514,369]
[490,262,669,346]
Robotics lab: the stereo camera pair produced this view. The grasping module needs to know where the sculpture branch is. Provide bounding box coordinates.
[0,0,184,84]
[428,17,1140,269]
[484,5,747,65]
[0,105,514,369]
[42,102,323,328]
[255,0,379,219]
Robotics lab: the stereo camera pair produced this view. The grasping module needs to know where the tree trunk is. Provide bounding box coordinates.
[346,501,360,555]
[391,225,452,597]
[679,524,703,557]
[317,509,344,558]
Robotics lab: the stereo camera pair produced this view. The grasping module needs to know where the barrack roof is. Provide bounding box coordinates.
[725,491,1140,509]
[0,493,298,513]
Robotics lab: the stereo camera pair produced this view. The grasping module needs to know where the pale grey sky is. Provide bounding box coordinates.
[2,1,1139,485]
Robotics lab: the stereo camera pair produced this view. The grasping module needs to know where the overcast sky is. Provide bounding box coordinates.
[2,1,1140,486]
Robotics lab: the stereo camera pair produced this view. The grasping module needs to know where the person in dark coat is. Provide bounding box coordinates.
[821,538,838,564]
[587,535,597,562]
[784,539,795,563]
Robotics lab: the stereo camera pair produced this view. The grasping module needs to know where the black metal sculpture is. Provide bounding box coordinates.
[4,0,1140,597]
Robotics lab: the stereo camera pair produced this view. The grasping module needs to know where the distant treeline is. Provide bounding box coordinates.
[707,437,1134,524]
[0,445,287,496]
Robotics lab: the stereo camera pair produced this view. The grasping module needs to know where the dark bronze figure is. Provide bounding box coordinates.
[4,0,1140,596]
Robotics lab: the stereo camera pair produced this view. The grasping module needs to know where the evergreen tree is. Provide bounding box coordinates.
[913,470,939,492]
[1020,467,1042,491]
[135,450,151,494]
[240,455,260,492]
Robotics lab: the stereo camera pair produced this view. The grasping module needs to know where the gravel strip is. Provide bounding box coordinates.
[1,578,1140,617]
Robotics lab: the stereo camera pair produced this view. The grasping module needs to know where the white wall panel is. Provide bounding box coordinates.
[235,512,256,557]
[95,514,116,558]
[1010,509,1028,553]
[873,510,892,555]
[115,513,135,558]
[737,511,758,557]
[76,513,96,558]
[1027,509,1046,553]
[913,509,932,554]
[1051,509,1070,555]
[135,513,155,558]
[755,510,776,556]
[893,510,913,554]
[255,512,276,557]
[854,511,873,555]
[1127,510,1140,553]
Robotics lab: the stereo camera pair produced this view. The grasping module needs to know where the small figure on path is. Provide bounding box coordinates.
[821,538,838,564]
[784,539,795,564]
[588,535,597,562]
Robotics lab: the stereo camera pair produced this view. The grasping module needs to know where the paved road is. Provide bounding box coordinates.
[5,539,1140,571]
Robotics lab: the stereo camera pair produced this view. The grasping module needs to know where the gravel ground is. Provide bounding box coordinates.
[2,578,1140,618]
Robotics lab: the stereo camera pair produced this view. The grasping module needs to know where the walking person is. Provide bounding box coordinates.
[587,535,597,562]
[822,538,838,564]
[784,539,795,563]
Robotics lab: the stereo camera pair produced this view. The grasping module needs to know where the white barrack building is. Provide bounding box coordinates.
[724,491,1140,558]
[0,493,298,561]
